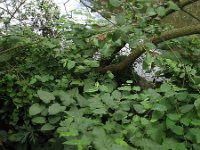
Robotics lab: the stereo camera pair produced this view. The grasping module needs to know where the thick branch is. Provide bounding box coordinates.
[163,0,199,19]
[98,24,200,73]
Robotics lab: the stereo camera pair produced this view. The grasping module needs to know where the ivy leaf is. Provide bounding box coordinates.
[48,103,66,115]
[29,103,45,116]
[37,90,55,104]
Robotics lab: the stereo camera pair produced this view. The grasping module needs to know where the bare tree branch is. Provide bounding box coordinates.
[4,0,26,29]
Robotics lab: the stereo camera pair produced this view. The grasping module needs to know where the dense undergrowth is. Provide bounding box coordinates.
[1,0,200,150]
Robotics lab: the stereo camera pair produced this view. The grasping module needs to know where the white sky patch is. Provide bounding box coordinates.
[53,0,100,23]
[53,0,80,12]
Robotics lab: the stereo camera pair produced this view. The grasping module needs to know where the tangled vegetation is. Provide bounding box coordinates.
[1,0,200,149]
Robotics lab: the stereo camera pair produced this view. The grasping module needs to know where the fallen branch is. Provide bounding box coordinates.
[163,0,199,19]
[98,24,200,73]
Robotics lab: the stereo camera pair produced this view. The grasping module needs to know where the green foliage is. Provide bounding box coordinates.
[1,0,200,149]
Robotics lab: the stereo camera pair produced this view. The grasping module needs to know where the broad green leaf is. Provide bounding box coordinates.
[168,1,180,11]
[191,119,200,126]
[115,138,129,147]
[76,93,88,107]
[180,117,191,126]
[189,128,200,143]
[143,53,154,70]
[166,118,175,129]
[59,128,78,137]
[74,39,86,49]
[48,116,61,124]
[170,125,183,135]
[83,59,99,68]
[128,39,138,49]
[67,60,76,70]
[115,13,126,25]
[156,6,166,17]
[48,103,66,115]
[152,104,167,112]
[112,90,122,100]
[179,104,194,113]
[113,110,128,121]
[107,71,114,79]
[93,127,113,149]
[29,103,45,116]
[132,86,141,92]
[101,93,118,108]
[146,7,156,16]
[141,138,164,150]
[194,98,200,109]
[32,117,46,124]
[133,104,145,114]
[118,86,131,91]
[167,113,181,121]
[92,108,107,114]
[58,91,75,106]
[84,82,98,93]
[160,83,171,93]
[37,90,55,104]
[162,138,186,150]
[41,123,55,131]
